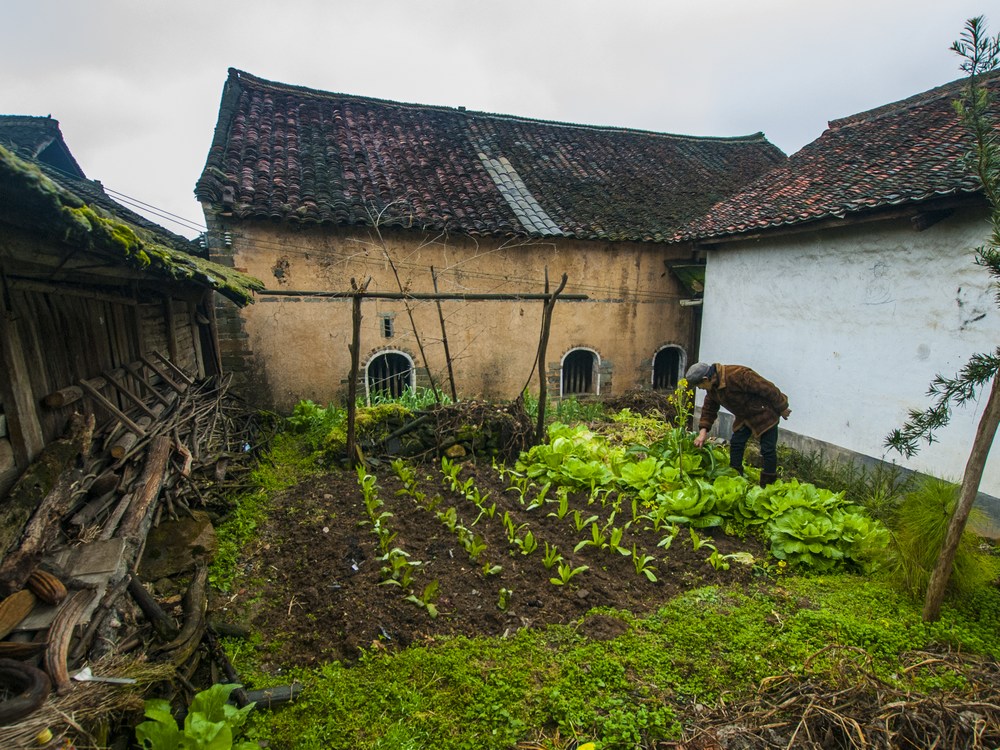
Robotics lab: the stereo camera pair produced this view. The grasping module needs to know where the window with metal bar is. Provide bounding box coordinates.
[367,352,413,399]
[562,349,596,395]
[652,346,683,390]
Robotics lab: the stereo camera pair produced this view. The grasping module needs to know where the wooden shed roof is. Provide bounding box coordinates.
[0,128,263,306]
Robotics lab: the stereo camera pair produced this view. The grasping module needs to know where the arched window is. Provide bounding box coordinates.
[652,346,684,390]
[561,348,599,396]
[366,351,414,400]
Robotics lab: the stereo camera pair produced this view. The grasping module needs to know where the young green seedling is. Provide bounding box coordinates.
[542,542,564,569]
[497,587,513,611]
[526,482,553,511]
[514,530,538,556]
[481,561,503,577]
[572,510,599,532]
[631,544,658,582]
[605,525,630,556]
[574,522,608,553]
[546,486,571,519]
[464,533,487,562]
[405,580,440,618]
[657,523,681,549]
[550,561,589,586]
[436,506,459,533]
[689,527,716,552]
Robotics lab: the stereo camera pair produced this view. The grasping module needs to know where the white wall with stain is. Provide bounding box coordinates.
[697,205,1000,495]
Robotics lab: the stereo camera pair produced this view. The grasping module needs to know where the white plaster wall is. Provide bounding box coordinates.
[697,206,1000,495]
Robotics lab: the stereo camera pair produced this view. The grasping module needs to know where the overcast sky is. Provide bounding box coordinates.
[2,0,991,239]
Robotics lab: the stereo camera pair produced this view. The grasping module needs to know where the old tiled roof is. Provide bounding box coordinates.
[196,69,786,242]
[0,122,263,306]
[678,72,1000,242]
[0,115,86,179]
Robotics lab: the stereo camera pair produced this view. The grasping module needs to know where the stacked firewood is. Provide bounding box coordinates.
[0,372,273,733]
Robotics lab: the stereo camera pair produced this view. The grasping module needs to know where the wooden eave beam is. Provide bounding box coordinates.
[258,290,589,300]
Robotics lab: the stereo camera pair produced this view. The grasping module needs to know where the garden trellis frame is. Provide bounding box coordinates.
[259,278,588,467]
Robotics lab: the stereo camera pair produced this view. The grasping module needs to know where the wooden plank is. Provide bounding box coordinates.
[140,355,186,393]
[122,362,171,406]
[203,290,223,376]
[150,350,194,386]
[0,279,45,467]
[187,299,206,379]
[77,380,146,437]
[163,297,179,364]
[103,371,157,419]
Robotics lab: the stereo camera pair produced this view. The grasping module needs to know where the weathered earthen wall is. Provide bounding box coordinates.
[208,221,698,412]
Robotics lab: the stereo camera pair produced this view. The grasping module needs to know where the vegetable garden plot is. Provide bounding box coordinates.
[215,417,888,672]
[218,461,765,670]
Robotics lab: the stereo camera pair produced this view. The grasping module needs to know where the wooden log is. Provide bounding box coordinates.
[0,414,95,594]
[43,386,85,409]
[68,490,117,533]
[98,492,134,542]
[127,576,178,642]
[116,435,172,542]
[69,575,130,663]
[109,395,174,460]
[0,413,91,564]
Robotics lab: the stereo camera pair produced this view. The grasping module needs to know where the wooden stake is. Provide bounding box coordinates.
[534,270,568,444]
[431,267,458,402]
[346,278,370,469]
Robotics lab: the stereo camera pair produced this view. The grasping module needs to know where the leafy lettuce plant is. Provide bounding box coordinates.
[135,683,255,750]
[767,507,847,571]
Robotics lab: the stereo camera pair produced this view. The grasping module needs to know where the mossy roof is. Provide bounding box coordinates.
[0,143,263,306]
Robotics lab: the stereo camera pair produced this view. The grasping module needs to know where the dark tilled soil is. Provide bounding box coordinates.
[216,459,767,671]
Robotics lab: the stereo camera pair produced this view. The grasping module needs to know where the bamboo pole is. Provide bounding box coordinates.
[534,270,568,444]
[346,278,370,469]
[431,267,458,402]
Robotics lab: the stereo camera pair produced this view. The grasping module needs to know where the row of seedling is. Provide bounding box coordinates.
[357,463,439,618]
[394,458,502,578]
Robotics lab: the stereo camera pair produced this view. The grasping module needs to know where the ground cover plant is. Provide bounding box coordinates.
[209,389,1000,749]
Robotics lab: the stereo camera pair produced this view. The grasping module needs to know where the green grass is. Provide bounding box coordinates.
[241,574,1000,750]
[209,433,324,592]
[217,410,1000,749]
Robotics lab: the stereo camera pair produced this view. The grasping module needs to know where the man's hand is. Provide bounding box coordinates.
[693,428,709,448]
[782,408,792,419]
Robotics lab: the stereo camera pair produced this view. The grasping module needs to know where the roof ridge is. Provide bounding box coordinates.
[0,114,59,124]
[828,69,1000,130]
[227,68,770,144]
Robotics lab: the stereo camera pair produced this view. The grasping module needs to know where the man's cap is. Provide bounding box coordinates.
[685,362,713,383]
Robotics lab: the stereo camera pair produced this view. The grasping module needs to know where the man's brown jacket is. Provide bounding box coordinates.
[697,364,789,437]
